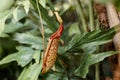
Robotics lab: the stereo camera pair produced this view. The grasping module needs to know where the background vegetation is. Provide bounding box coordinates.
[0,0,120,80]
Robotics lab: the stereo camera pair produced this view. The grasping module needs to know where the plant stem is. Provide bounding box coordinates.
[96,19,100,30]
[95,63,100,80]
[89,0,95,31]
[74,0,88,32]
[95,46,100,80]
[90,1,99,79]
[36,0,45,50]
[58,58,71,80]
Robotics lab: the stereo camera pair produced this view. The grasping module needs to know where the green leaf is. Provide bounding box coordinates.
[18,63,42,80]
[95,0,109,4]
[3,22,24,33]
[22,0,30,14]
[13,7,26,22]
[14,33,42,50]
[74,51,118,78]
[0,32,9,37]
[29,0,58,31]
[0,46,35,67]
[46,74,60,80]
[18,67,28,80]
[83,44,97,54]
[66,28,116,52]
[17,0,30,14]
[0,10,10,36]
[45,73,68,80]
[0,0,14,12]
[33,50,41,63]
[39,0,47,7]
[65,34,85,53]
[68,22,80,36]
[112,0,120,11]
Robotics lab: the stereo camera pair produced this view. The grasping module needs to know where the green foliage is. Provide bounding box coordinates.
[0,0,14,12]
[45,73,68,80]
[66,28,115,53]
[0,46,35,67]
[4,22,24,33]
[74,51,118,78]
[14,33,42,49]
[29,0,58,31]
[0,10,11,36]
[18,63,42,80]
[13,7,27,22]
[0,0,120,80]
[112,0,120,11]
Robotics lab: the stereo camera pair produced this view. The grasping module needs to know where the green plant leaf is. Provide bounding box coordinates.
[65,34,85,52]
[45,73,68,80]
[3,22,24,33]
[74,51,118,78]
[0,10,10,36]
[68,22,80,36]
[39,0,47,7]
[14,33,42,50]
[33,50,41,63]
[18,67,28,80]
[13,7,27,22]
[18,63,42,80]
[66,27,116,52]
[17,0,30,14]
[112,0,120,11]
[22,0,30,14]
[0,46,35,67]
[29,0,58,31]
[0,0,14,12]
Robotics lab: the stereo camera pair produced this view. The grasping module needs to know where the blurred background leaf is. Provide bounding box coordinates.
[0,46,35,67]
[0,0,14,12]
[14,33,42,50]
[74,51,118,78]
[18,63,42,80]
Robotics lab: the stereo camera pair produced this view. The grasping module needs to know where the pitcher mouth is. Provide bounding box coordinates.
[50,24,64,39]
